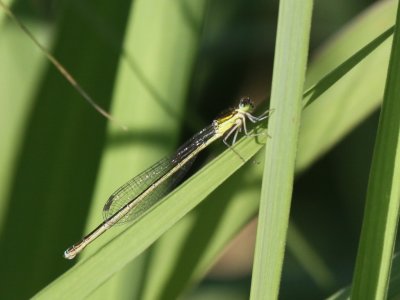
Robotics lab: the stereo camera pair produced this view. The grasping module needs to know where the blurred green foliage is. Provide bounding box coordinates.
[0,0,398,299]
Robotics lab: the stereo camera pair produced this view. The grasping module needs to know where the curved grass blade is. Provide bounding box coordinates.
[350,1,400,297]
[297,0,397,172]
[35,1,398,297]
[34,130,265,299]
[23,1,398,298]
[77,0,210,298]
[139,2,399,299]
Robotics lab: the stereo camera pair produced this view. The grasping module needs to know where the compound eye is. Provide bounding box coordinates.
[239,97,254,110]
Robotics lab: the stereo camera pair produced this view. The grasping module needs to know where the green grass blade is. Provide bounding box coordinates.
[350,2,400,298]
[51,2,395,296]
[0,0,13,23]
[124,2,399,298]
[0,1,131,298]
[250,0,313,299]
[0,18,51,233]
[305,0,396,88]
[298,0,397,172]
[34,131,265,299]
[327,253,400,300]
[303,26,393,108]
[77,1,209,299]
[4,0,396,297]
[141,151,266,300]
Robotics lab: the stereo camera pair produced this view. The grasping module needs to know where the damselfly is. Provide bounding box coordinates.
[64,97,270,259]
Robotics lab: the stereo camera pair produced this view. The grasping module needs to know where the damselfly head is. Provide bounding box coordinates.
[237,97,254,112]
